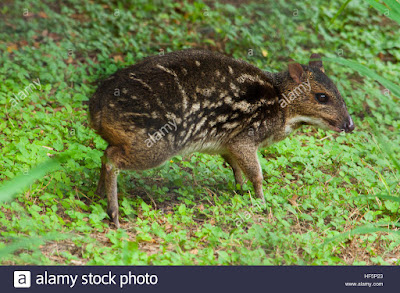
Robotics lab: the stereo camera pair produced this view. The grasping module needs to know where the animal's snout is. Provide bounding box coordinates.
[341,116,355,133]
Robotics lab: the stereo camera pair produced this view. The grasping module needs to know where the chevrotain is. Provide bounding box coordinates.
[89,49,355,227]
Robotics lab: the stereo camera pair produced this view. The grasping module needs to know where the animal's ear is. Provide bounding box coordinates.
[309,53,324,73]
[288,59,304,84]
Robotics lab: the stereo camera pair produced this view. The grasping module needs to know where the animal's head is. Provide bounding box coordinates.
[278,53,354,134]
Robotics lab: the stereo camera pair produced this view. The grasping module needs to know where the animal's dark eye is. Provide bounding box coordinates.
[315,93,329,104]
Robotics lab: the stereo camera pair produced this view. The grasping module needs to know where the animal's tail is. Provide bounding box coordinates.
[88,92,103,132]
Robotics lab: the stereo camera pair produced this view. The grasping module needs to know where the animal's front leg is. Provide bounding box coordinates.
[221,153,244,189]
[227,144,266,205]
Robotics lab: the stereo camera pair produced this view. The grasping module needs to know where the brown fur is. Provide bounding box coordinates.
[89,49,354,227]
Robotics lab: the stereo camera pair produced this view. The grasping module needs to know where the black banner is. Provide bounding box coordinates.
[4,266,395,292]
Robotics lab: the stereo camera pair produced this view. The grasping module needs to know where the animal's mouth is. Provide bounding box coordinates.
[326,122,342,133]
[320,118,343,133]
[293,117,353,134]
[325,118,355,133]
[300,119,342,132]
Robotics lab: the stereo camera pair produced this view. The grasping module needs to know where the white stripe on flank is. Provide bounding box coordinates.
[156,64,188,111]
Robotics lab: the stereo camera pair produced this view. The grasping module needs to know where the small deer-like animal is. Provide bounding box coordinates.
[89,49,355,227]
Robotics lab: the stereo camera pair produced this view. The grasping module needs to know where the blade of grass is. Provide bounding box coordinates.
[323,57,400,104]
[384,0,400,15]
[0,153,70,203]
[323,224,400,245]
[365,0,400,24]
[353,193,400,203]
[368,119,400,172]
[0,233,71,259]
[329,0,353,26]
[330,0,400,27]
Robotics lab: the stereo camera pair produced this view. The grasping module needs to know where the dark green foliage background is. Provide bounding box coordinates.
[0,0,399,265]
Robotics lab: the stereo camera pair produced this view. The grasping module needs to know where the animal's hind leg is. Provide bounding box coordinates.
[102,140,171,228]
[95,156,107,197]
[103,145,132,228]
[105,159,119,228]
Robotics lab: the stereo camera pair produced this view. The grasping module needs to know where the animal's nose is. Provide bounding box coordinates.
[342,117,355,133]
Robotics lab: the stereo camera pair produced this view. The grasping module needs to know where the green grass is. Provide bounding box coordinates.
[0,0,399,265]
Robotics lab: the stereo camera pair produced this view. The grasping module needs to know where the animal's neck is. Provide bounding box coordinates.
[263,70,312,142]
[245,71,287,146]
[268,71,313,137]
[266,71,287,87]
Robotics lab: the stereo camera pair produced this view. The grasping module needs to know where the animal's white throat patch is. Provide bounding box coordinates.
[284,116,328,135]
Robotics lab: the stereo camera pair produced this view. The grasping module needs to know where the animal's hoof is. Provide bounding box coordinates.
[236,187,244,196]
[259,196,266,207]
[112,218,120,229]
[107,208,120,228]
